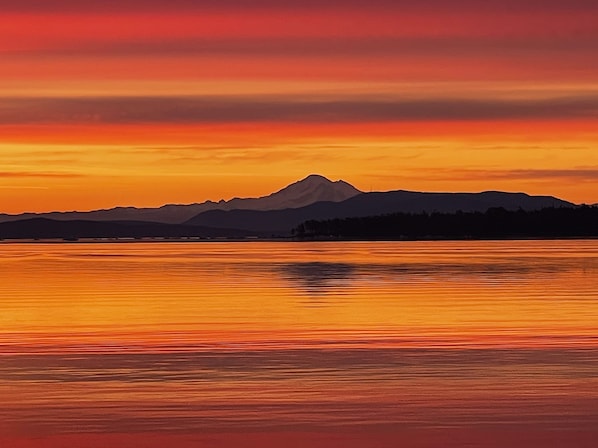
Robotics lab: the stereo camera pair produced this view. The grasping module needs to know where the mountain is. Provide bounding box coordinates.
[0,174,579,238]
[238,174,361,209]
[0,174,361,224]
[185,190,575,234]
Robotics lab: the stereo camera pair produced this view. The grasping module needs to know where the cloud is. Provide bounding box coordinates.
[402,168,598,183]
[463,168,598,182]
[0,185,49,189]
[1,94,597,125]
[5,36,597,59]
[0,171,84,178]
[130,145,347,166]
[2,0,597,13]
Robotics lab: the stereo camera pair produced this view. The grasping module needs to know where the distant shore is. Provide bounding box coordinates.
[1,235,597,244]
[1,206,596,243]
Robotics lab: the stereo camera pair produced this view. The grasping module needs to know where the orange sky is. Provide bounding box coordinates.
[1,0,597,213]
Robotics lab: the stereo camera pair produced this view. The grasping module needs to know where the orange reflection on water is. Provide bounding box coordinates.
[1,241,597,447]
[1,241,597,347]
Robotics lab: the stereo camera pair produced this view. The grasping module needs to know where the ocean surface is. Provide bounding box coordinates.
[1,240,597,447]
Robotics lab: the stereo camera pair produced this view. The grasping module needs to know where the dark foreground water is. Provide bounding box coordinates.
[1,241,597,447]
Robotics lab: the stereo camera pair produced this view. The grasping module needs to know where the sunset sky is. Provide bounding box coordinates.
[1,0,597,213]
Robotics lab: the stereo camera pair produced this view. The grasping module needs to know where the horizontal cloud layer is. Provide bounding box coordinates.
[2,95,597,125]
[432,168,598,182]
[2,0,597,12]
[0,171,83,178]
[5,36,597,59]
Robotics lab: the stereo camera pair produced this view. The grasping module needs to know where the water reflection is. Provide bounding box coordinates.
[278,262,356,295]
[0,241,597,447]
[275,259,592,299]
[2,347,597,434]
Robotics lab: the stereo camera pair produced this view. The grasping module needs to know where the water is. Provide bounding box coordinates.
[1,241,597,447]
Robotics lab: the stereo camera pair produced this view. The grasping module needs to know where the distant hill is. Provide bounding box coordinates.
[184,190,574,234]
[0,174,579,239]
[0,218,257,240]
[0,174,361,224]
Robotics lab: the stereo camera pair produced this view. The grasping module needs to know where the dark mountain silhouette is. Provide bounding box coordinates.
[0,175,583,240]
[0,218,258,240]
[185,190,574,234]
[0,174,361,224]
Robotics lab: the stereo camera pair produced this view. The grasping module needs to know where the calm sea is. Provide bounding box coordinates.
[1,241,597,447]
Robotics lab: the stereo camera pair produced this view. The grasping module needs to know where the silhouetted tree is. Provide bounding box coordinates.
[294,206,598,240]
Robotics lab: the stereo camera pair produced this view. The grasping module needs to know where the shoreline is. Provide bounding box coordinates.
[1,235,597,244]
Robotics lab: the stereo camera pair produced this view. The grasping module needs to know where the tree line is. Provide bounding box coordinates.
[293,206,598,240]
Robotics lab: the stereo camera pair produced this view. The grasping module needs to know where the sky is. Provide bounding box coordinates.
[1,0,597,213]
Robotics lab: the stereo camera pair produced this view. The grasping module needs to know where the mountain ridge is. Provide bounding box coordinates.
[0,174,361,224]
[184,190,574,233]
[0,175,581,232]
[0,188,581,240]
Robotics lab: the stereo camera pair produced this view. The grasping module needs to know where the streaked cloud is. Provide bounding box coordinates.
[461,168,598,182]
[2,0,597,13]
[0,171,84,178]
[4,36,598,59]
[401,168,598,183]
[1,95,597,125]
